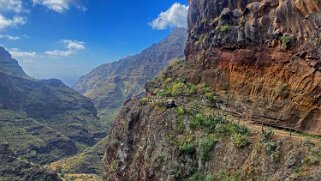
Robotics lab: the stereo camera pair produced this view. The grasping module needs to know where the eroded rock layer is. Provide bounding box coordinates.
[185,0,321,133]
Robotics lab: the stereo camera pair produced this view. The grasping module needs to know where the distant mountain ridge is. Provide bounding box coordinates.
[73,28,188,125]
[0,46,104,178]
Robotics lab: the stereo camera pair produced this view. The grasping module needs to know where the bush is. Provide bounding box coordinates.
[304,154,319,165]
[179,143,195,155]
[205,92,216,102]
[205,174,215,181]
[171,82,186,96]
[140,97,148,105]
[264,141,277,155]
[189,172,206,181]
[199,136,217,161]
[176,106,185,115]
[280,35,291,48]
[219,25,231,35]
[232,133,250,148]
[261,129,274,143]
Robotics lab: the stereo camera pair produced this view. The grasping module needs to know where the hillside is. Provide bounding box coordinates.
[73,28,187,127]
[0,47,105,168]
[103,0,321,180]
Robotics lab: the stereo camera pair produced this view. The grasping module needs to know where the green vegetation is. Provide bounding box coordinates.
[179,143,196,155]
[140,97,149,105]
[219,25,231,35]
[261,129,277,155]
[239,16,246,26]
[303,147,321,165]
[280,35,292,48]
[232,133,250,148]
[199,135,217,161]
[156,78,215,98]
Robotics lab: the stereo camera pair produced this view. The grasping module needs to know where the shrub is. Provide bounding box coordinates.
[264,141,277,155]
[239,16,246,25]
[199,136,217,161]
[261,129,274,143]
[280,35,291,48]
[205,174,215,181]
[179,143,195,155]
[140,97,148,105]
[205,92,216,102]
[191,113,207,129]
[304,154,319,165]
[176,106,185,115]
[220,25,231,35]
[196,83,209,94]
[171,82,186,96]
[232,133,250,148]
[189,172,206,181]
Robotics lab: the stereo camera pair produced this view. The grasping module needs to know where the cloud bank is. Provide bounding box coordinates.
[45,40,86,57]
[8,48,38,64]
[32,0,86,13]
[150,3,188,30]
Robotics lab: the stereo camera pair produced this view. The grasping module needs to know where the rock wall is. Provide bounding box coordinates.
[185,0,321,134]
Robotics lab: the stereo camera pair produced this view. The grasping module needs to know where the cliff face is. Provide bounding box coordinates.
[73,28,187,127]
[103,0,321,180]
[185,0,321,133]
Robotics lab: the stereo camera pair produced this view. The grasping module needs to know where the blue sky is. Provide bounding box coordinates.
[0,0,188,85]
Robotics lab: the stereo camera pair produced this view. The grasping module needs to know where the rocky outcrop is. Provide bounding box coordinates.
[73,28,187,127]
[184,0,321,134]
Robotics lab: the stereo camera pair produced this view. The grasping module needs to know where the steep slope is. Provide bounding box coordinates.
[0,47,27,77]
[103,0,321,180]
[104,61,321,181]
[0,144,61,181]
[73,28,187,126]
[0,47,104,165]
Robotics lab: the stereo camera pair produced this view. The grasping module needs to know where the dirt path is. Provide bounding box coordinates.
[225,114,321,146]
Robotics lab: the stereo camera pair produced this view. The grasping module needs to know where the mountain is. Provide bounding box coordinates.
[0,47,27,77]
[73,28,187,126]
[103,0,321,180]
[0,47,105,166]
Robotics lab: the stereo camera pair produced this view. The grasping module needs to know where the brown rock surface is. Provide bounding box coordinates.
[185,0,321,134]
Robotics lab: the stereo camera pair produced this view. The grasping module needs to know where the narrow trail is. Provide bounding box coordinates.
[228,114,321,146]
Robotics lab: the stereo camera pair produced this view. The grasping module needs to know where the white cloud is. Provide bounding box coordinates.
[0,14,25,31]
[8,48,38,64]
[0,34,20,40]
[0,0,23,13]
[45,40,86,57]
[150,3,188,30]
[32,0,86,13]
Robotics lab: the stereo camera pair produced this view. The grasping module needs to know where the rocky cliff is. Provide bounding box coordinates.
[103,0,321,180]
[184,0,321,134]
[73,28,187,127]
